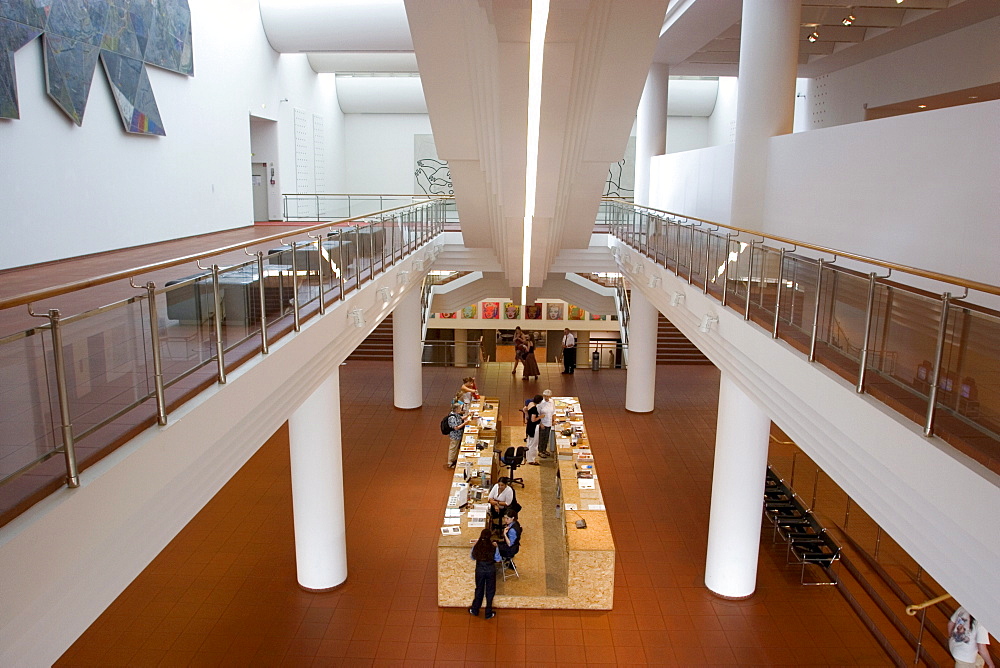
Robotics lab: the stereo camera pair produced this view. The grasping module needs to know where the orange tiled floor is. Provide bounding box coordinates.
[56,361,889,667]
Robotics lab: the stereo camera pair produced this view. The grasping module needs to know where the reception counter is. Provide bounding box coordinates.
[437,396,615,610]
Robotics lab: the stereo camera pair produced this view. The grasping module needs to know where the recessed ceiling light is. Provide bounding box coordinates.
[918,105,927,109]
[808,32,819,42]
[969,96,979,99]
[896,0,904,4]
[842,15,855,26]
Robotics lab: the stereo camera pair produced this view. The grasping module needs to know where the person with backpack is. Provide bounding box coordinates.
[443,402,470,469]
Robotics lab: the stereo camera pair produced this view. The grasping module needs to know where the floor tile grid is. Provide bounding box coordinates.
[56,362,890,667]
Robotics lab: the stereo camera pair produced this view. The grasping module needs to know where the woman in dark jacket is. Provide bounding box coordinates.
[469,528,500,619]
[521,333,540,380]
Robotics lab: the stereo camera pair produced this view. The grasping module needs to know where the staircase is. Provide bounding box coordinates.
[347,314,393,361]
[657,314,711,364]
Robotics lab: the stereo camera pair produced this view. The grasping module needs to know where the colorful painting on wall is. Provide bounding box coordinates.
[525,304,542,320]
[503,302,520,319]
[590,313,604,320]
[482,302,500,319]
[437,311,457,319]
[568,305,584,320]
[461,305,477,319]
[546,303,563,320]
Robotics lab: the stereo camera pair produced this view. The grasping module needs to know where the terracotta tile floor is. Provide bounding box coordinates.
[57,361,889,667]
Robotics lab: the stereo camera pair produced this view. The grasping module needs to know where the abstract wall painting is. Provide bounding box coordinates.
[568,305,584,320]
[0,0,194,135]
[525,304,542,320]
[482,302,499,319]
[503,303,519,319]
[461,305,477,319]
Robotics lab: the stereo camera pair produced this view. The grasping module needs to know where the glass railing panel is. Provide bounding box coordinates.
[217,260,264,352]
[724,240,753,313]
[747,246,782,325]
[934,306,1000,444]
[814,269,872,382]
[159,274,221,388]
[775,255,820,349]
[0,328,59,484]
[705,231,729,300]
[674,225,692,280]
[59,299,156,443]
[689,228,708,289]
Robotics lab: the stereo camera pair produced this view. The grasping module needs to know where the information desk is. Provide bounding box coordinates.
[437,396,615,610]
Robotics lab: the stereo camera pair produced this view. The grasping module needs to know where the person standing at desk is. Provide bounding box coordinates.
[561,328,577,374]
[537,390,555,458]
[525,395,542,465]
[445,402,470,469]
[468,528,500,619]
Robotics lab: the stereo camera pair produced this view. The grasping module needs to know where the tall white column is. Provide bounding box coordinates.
[625,289,658,412]
[729,0,801,229]
[392,287,423,409]
[704,373,771,598]
[288,371,347,591]
[635,63,669,206]
[454,328,468,367]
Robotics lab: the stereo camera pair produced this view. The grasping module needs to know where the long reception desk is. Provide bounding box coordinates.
[437,396,615,610]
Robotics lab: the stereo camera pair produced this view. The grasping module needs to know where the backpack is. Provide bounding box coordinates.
[441,414,455,436]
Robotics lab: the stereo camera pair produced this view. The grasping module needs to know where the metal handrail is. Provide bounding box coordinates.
[0,198,448,311]
[607,199,1000,298]
[905,593,952,616]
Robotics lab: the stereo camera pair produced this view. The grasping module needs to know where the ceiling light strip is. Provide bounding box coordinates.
[522,0,550,297]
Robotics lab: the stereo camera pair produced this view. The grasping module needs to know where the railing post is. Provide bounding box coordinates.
[353,225,362,292]
[211,265,227,384]
[856,272,878,393]
[256,252,270,353]
[914,608,928,666]
[703,229,711,293]
[687,225,695,284]
[313,237,326,315]
[369,221,376,277]
[48,309,81,488]
[744,241,756,321]
[290,241,301,331]
[924,292,952,436]
[337,229,346,299]
[721,233,731,307]
[772,247,786,338]
[809,258,825,362]
[144,282,168,426]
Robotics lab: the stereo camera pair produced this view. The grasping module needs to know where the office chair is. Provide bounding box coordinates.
[501,446,527,487]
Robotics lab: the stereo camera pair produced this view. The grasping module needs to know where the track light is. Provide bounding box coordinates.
[350,308,366,328]
[808,32,819,42]
[397,270,410,284]
[647,275,661,289]
[378,287,392,304]
[842,15,855,26]
[671,292,685,307]
[699,314,719,334]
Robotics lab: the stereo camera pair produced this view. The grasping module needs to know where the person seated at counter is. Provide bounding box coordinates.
[498,512,521,569]
[487,477,514,516]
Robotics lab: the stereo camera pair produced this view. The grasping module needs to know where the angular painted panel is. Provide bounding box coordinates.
[101,49,163,135]
[0,17,41,118]
[42,31,99,126]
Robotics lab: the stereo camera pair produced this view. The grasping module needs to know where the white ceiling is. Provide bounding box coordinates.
[256,0,999,292]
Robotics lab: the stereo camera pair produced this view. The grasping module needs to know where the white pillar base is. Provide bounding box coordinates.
[625,289,658,412]
[704,373,771,598]
[288,371,347,591]
[393,287,423,409]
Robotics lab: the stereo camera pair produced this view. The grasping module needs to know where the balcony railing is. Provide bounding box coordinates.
[603,200,1000,475]
[0,199,448,526]
[283,193,460,225]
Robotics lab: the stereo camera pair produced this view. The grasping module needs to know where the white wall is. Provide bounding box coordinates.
[649,99,1000,291]
[0,0,345,269]
[706,77,738,148]
[649,143,734,225]
[665,116,709,154]
[343,113,433,193]
[806,15,1000,129]
[762,99,1000,288]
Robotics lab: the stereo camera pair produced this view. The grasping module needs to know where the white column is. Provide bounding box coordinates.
[704,373,771,598]
[625,289,657,412]
[635,63,669,206]
[288,370,347,591]
[392,287,423,409]
[729,0,801,229]
[577,331,591,366]
[454,328,468,367]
